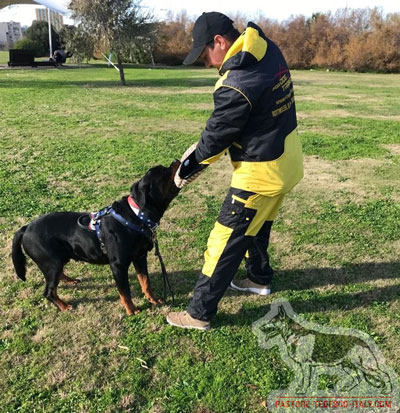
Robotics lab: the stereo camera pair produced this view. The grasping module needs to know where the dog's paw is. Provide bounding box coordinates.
[149,297,163,306]
[127,308,141,316]
[60,304,73,311]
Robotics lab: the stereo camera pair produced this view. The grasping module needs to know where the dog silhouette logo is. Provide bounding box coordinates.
[252,299,400,412]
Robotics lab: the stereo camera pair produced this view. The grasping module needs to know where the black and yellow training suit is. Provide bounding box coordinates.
[187,22,303,321]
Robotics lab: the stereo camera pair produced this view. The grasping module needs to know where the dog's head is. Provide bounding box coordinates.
[130,159,181,222]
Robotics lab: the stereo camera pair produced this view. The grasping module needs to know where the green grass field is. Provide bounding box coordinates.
[0,64,399,412]
[0,50,8,64]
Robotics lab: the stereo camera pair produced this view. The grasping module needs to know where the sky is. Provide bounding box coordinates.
[0,0,399,27]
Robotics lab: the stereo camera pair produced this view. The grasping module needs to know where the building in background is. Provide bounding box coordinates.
[35,8,64,32]
[0,21,22,49]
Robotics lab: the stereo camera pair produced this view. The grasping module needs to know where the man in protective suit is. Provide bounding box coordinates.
[167,12,303,330]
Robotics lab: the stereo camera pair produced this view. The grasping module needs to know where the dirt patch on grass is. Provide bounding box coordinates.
[128,87,213,95]
[298,109,352,119]
[298,94,382,104]
[298,110,400,121]
[383,144,400,155]
[117,118,204,134]
[195,155,232,198]
[299,155,393,202]
[41,304,125,388]
[68,119,204,138]
[187,103,213,111]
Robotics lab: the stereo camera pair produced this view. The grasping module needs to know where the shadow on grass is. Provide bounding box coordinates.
[276,261,400,290]
[217,282,400,328]
[218,261,400,328]
[0,74,216,89]
[58,261,400,326]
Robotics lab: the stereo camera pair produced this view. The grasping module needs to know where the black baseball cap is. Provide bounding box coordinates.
[183,12,234,65]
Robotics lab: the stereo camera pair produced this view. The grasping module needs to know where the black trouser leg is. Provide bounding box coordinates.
[187,188,255,321]
[187,234,253,321]
[245,220,274,285]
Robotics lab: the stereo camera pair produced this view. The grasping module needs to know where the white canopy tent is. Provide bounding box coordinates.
[0,0,70,14]
[0,0,71,57]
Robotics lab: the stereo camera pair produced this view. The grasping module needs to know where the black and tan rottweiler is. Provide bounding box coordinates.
[11,160,180,315]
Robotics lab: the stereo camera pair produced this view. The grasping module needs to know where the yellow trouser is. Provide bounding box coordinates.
[202,188,285,277]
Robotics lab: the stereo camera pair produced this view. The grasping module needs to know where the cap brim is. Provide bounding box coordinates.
[183,45,205,65]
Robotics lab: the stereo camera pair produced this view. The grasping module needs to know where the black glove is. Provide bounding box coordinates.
[174,143,208,188]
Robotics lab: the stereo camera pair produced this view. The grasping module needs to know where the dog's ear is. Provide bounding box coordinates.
[130,181,138,197]
[130,180,149,209]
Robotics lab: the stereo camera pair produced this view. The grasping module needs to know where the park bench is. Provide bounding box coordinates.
[8,49,56,67]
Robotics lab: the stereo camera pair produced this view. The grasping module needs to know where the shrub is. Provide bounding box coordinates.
[13,38,42,57]
[25,21,60,57]
[153,8,400,72]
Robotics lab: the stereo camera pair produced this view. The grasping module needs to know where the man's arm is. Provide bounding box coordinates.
[195,85,252,164]
[175,85,252,188]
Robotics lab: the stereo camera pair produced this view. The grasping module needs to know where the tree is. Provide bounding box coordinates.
[70,0,155,85]
[25,20,60,57]
[59,25,94,64]
[153,10,193,65]
[280,16,313,68]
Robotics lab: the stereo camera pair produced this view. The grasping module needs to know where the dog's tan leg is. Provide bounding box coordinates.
[136,273,163,305]
[119,292,140,315]
[60,272,81,285]
[52,287,73,311]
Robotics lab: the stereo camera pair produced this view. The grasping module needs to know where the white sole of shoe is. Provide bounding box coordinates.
[230,281,271,296]
[166,315,211,331]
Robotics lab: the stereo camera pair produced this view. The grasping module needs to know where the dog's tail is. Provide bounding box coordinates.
[12,226,28,281]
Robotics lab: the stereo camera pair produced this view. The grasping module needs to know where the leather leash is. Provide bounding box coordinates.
[153,231,175,306]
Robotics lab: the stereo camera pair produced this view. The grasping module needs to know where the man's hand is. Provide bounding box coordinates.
[174,143,207,189]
